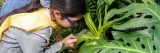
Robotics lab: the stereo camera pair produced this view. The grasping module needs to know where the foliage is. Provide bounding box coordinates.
[0,0,3,7]
[76,0,160,53]
[80,36,160,53]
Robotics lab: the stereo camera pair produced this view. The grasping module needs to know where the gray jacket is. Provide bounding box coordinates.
[0,27,62,53]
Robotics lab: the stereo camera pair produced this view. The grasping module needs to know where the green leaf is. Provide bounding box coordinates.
[111,28,154,40]
[153,18,160,46]
[113,17,153,30]
[142,0,156,5]
[107,3,160,42]
[84,12,98,36]
[79,37,160,53]
[78,0,160,53]
[79,39,108,53]
[86,0,97,14]
[76,31,95,45]
[105,3,160,23]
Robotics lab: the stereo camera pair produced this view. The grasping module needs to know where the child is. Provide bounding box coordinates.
[0,0,86,53]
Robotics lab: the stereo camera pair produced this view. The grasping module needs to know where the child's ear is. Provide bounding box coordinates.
[53,10,62,19]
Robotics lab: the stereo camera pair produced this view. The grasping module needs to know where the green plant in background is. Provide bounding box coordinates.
[0,0,3,7]
[75,0,115,45]
[55,0,160,53]
[76,0,160,53]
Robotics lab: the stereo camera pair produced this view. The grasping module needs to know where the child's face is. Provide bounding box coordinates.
[51,10,82,28]
[56,15,82,28]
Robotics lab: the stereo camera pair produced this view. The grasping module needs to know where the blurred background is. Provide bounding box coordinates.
[0,0,4,8]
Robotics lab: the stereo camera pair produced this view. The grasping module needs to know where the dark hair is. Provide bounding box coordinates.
[50,0,86,17]
[1,0,86,19]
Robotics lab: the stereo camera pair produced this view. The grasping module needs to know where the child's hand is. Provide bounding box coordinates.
[60,34,77,48]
